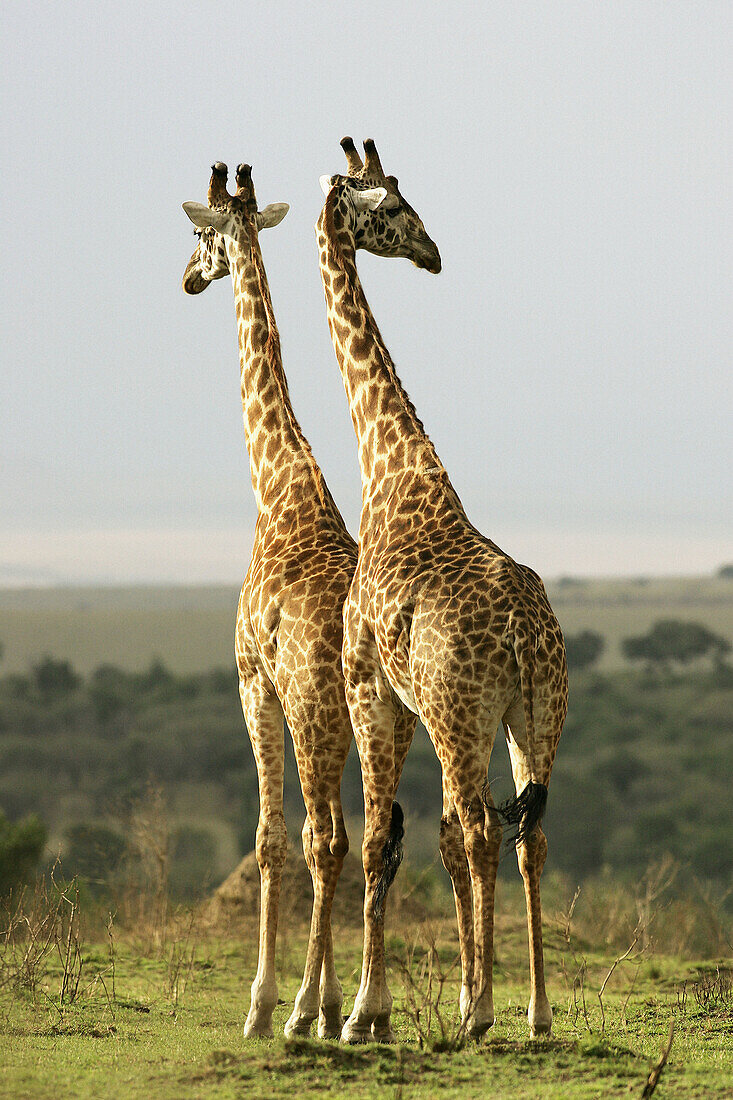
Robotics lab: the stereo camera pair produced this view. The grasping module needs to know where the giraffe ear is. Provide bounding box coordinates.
[319,174,335,197]
[255,203,290,231]
[182,251,212,295]
[182,202,233,235]
[378,189,400,210]
[350,186,388,212]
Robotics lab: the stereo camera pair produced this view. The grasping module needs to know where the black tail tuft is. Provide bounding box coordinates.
[498,782,548,848]
[373,802,405,920]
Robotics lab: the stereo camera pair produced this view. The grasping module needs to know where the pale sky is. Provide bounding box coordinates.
[3,0,731,584]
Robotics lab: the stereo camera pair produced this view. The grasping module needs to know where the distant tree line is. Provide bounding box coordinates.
[0,614,731,901]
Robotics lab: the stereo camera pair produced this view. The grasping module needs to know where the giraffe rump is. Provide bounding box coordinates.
[499,781,548,848]
[372,801,405,920]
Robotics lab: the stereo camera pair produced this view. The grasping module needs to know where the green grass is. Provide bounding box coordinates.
[1,576,732,674]
[1,911,730,1099]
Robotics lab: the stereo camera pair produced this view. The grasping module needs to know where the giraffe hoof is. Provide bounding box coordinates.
[370,1023,396,1044]
[465,1009,494,1041]
[465,1021,491,1042]
[317,1006,344,1040]
[283,1014,313,1039]
[341,1017,374,1044]
[528,997,553,1037]
[243,1018,274,1040]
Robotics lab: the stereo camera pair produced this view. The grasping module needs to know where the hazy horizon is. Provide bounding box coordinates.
[1,528,729,590]
[3,1,731,586]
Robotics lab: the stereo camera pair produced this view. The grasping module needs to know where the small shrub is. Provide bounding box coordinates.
[63,823,125,892]
[169,826,217,900]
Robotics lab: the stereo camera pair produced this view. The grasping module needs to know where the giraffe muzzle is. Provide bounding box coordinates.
[413,240,442,274]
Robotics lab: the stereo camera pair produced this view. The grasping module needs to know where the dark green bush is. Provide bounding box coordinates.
[565,630,605,671]
[0,809,47,896]
[623,619,731,669]
[31,656,81,701]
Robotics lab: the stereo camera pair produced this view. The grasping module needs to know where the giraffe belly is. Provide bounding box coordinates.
[379,645,418,713]
[388,674,418,715]
[372,600,418,713]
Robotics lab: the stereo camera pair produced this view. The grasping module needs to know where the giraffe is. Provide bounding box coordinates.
[316,138,568,1043]
[182,162,358,1039]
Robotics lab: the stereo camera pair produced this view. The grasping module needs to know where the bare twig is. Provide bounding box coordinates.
[393,928,467,1051]
[557,887,592,1034]
[641,1019,675,1098]
[52,869,84,1007]
[621,960,643,1026]
[166,907,199,1013]
[105,911,117,1003]
[598,934,640,1036]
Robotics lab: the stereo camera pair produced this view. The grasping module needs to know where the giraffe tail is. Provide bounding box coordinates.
[373,801,405,920]
[499,619,548,847]
[499,781,548,848]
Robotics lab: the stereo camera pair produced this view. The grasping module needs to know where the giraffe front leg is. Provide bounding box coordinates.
[318,923,345,1039]
[283,814,324,1038]
[284,802,349,1039]
[239,672,287,1040]
[281,684,352,1040]
[341,677,403,1045]
[317,803,350,1038]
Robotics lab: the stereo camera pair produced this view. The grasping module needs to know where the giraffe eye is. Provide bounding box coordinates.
[384,207,400,219]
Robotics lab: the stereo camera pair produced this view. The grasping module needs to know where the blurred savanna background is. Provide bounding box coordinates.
[1,574,732,928]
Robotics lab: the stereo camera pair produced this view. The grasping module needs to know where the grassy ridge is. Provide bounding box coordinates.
[1,576,732,674]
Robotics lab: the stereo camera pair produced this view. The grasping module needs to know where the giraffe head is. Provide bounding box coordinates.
[182,162,289,294]
[319,138,441,274]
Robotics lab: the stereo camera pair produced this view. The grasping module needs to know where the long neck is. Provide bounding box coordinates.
[230,227,327,513]
[317,197,445,505]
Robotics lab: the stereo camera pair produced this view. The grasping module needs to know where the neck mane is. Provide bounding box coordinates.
[232,223,338,517]
[317,193,450,508]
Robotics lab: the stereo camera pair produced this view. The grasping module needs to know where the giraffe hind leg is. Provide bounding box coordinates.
[498,782,548,848]
[503,701,558,1037]
[439,782,475,1023]
[421,698,504,1040]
